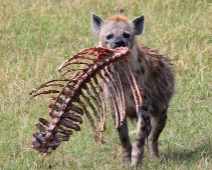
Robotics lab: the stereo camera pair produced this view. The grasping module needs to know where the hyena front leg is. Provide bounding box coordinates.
[130,106,151,166]
[148,108,168,158]
[117,119,132,164]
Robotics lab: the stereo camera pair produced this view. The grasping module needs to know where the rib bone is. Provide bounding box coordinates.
[30,47,142,154]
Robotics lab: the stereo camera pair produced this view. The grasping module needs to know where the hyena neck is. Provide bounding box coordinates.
[128,41,144,72]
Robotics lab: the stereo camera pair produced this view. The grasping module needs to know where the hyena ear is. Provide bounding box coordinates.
[91,13,105,36]
[131,14,145,35]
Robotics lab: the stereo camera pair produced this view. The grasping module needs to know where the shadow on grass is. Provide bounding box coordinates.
[161,140,212,165]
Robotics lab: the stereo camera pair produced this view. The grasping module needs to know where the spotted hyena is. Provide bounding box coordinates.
[91,13,175,167]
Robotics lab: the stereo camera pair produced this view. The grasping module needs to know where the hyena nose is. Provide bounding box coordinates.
[114,38,126,48]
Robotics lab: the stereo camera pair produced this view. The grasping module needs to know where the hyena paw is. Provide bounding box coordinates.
[122,151,131,165]
[148,145,159,159]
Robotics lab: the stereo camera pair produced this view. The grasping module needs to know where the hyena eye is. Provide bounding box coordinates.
[123,32,130,38]
[106,34,113,40]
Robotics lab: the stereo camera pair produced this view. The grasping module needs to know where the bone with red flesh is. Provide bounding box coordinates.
[58,61,90,72]
[99,69,121,128]
[98,74,117,125]
[49,104,64,119]
[99,92,106,143]
[85,80,104,127]
[61,53,125,105]
[51,126,72,137]
[61,111,83,123]
[104,66,124,124]
[30,79,66,95]
[120,60,142,113]
[33,145,47,153]
[112,65,126,123]
[90,73,106,142]
[65,104,84,115]
[30,90,60,99]
[87,79,102,121]
[36,123,46,132]
[106,65,126,123]
[39,118,55,132]
[49,112,58,119]
[48,103,61,112]
[78,100,98,141]
[30,47,135,154]
[59,119,80,131]
[57,126,73,136]
[33,132,46,143]
[58,48,101,71]
[98,70,118,111]
[38,147,48,153]
[61,68,85,77]
[80,92,100,123]
[91,75,105,115]
[121,59,142,106]
[31,135,41,148]
[53,134,70,141]
[39,118,51,127]
[47,112,61,125]
[58,50,98,71]
[83,83,99,105]
[52,96,65,106]
[48,107,82,124]
[46,140,60,147]
[49,104,66,118]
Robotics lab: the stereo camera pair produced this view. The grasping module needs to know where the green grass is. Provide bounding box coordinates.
[0,0,211,169]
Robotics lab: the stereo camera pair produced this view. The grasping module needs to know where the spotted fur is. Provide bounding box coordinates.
[91,13,175,167]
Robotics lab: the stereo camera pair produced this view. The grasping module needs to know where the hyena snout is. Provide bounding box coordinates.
[113,38,126,48]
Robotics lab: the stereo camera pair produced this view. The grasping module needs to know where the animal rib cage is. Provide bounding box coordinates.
[30,46,142,155]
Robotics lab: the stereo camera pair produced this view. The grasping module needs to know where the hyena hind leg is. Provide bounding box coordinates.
[148,108,168,158]
[117,119,132,164]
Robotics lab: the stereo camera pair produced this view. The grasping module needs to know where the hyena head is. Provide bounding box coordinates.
[91,13,144,49]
